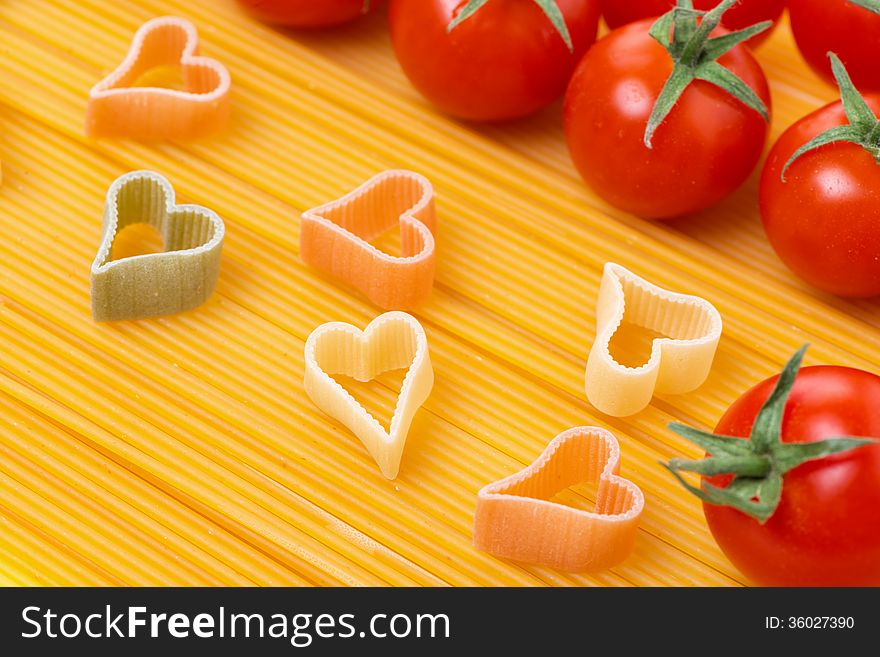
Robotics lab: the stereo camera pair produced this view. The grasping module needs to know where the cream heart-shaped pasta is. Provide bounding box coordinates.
[585,263,722,417]
[85,16,231,140]
[91,171,224,322]
[304,311,433,480]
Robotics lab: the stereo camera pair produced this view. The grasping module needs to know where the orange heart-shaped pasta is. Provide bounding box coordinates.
[86,16,231,140]
[474,426,644,572]
[300,170,436,310]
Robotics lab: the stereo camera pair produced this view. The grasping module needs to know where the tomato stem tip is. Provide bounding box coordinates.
[644,0,770,148]
[664,345,878,523]
[782,53,880,180]
[447,0,574,52]
[849,0,880,17]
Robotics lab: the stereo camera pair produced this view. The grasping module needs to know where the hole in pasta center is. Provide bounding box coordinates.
[111,223,165,260]
[131,65,186,90]
[549,480,600,512]
[333,368,409,433]
[369,225,403,257]
[607,322,664,369]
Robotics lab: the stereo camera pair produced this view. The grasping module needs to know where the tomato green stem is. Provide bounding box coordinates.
[447,0,489,31]
[447,0,574,52]
[664,345,877,523]
[870,121,880,146]
[669,453,771,477]
[644,0,771,148]
[850,0,880,16]
[679,2,722,64]
[782,53,880,179]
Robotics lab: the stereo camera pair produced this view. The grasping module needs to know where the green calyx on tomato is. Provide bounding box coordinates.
[644,0,770,147]
[850,0,880,16]
[448,0,574,52]
[782,53,880,180]
[664,345,876,523]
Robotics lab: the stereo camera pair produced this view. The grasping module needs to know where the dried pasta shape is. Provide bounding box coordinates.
[304,311,433,479]
[300,170,436,310]
[91,170,224,322]
[86,16,231,140]
[474,426,644,572]
[585,263,723,417]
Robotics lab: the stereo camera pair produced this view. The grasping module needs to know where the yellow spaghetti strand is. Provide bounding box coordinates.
[0,501,124,585]
[0,395,296,585]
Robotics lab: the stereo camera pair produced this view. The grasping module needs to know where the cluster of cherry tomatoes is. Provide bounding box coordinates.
[237,1,880,587]
[238,0,880,300]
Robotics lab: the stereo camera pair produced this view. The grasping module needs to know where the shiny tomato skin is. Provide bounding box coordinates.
[704,366,880,586]
[600,0,785,47]
[789,0,880,92]
[389,0,601,121]
[760,96,880,297]
[237,0,374,27]
[563,19,770,219]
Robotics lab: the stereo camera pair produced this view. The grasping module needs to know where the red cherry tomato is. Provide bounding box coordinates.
[237,0,376,28]
[704,366,880,586]
[388,0,601,121]
[760,96,880,297]
[789,0,880,92]
[600,0,785,47]
[563,19,770,219]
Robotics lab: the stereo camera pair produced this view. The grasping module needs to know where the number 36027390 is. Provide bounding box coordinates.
[765,617,855,630]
